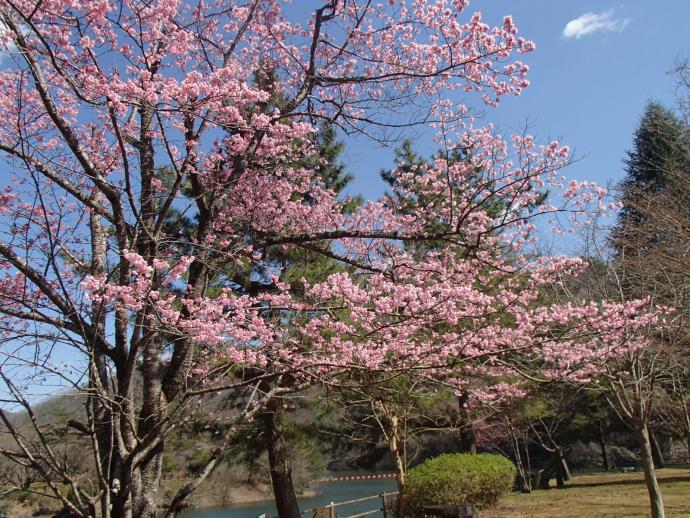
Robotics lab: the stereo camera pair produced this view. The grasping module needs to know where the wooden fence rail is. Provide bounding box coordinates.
[301,491,399,518]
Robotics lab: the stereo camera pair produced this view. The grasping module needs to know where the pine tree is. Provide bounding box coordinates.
[161,113,357,518]
[614,101,690,248]
[237,121,358,518]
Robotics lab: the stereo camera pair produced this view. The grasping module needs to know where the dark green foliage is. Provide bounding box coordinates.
[624,101,689,189]
[223,408,326,489]
[615,100,690,243]
[315,377,464,474]
[308,122,357,199]
[380,139,426,192]
[200,118,356,505]
[401,453,516,516]
[380,140,547,259]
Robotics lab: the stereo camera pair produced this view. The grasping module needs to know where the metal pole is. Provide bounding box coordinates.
[330,502,335,518]
[381,493,388,518]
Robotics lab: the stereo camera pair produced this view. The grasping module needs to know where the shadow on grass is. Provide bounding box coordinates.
[568,475,690,490]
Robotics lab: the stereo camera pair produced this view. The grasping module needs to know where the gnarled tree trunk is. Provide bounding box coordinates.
[264,399,301,518]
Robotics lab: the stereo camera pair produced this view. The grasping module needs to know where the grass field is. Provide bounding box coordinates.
[484,468,690,518]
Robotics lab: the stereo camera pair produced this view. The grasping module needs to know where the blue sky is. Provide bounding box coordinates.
[341,1,690,201]
[2,1,688,405]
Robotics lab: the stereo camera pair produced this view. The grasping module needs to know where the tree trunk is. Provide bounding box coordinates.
[134,331,164,517]
[385,413,408,518]
[510,428,531,493]
[637,426,666,518]
[89,209,113,518]
[387,413,406,490]
[554,448,570,488]
[264,399,301,518]
[648,426,666,469]
[458,393,477,453]
[538,450,569,490]
[559,452,571,481]
[554,465,565,489]
[459,427,477,454]
[133,449,164,518]
[598,422,610,471]
[538,468,551,490]
[111,482,132,518]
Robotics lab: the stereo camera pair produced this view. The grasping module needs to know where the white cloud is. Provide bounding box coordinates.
[562,9,630,39]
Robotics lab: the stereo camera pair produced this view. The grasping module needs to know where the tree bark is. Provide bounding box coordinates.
[637,426,666,518]
[383,412,408,518]
[89,209,113,518]
[510,426,531,493]
[388,413,406,490]
[598,422,610,471]
[648,426,666,469]
[554,465,565,489]
[264,399,301,518]
[458,392,477,453]
[554,448,570,488]
[127,101,167,518]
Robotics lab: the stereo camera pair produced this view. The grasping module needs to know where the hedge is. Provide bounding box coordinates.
[400,453,516,517]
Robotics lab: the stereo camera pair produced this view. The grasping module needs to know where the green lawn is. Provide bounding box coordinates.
[484,468,690,518]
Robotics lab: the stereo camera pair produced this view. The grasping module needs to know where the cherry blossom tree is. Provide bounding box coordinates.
[572,92,690,518]
[0,1,662,517]
[545,237,675,518]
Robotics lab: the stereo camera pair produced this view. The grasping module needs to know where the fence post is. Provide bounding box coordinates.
[330,502,335,518]
[381,493,388,518]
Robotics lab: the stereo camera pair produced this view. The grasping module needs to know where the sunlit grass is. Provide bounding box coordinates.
[484,468,690,518]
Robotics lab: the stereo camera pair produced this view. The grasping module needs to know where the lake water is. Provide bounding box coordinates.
[180,473,398,518]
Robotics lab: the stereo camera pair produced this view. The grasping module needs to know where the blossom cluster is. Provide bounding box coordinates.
[0,0,662,400]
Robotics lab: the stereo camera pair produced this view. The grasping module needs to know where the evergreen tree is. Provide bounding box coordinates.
[609,101,690,474]
[161,110,357,517]
[234,119,359,517]
[625,102,689,187]
[614,101,690,250]
[239,120,358,518]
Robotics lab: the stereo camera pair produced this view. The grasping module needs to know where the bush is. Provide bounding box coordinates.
[401,453,515,516]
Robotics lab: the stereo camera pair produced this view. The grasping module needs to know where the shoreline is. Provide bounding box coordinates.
[168,481,319,510]
[4,488,320,517]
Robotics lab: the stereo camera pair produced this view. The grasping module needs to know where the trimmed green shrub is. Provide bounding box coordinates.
[401,453,516,516]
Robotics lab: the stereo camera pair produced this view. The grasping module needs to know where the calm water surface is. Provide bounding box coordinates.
[180,473,397,518]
